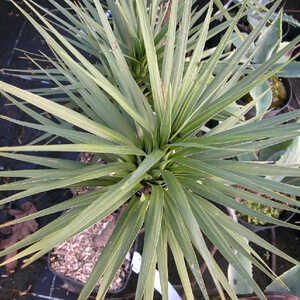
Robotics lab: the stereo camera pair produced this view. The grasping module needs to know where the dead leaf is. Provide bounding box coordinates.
[0,202,38,272]
[18,284,32,296]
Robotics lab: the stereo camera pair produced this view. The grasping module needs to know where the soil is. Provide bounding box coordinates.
[49,210,132,293]
[252,221,300,291]
[0,258,45,300]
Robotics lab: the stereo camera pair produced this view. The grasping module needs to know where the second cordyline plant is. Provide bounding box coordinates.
[0,0,299,299]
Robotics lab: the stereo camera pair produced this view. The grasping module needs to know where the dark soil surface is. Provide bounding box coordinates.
[0,1,300,300]
[0,258,45,300]
[252,220,300,290]
[0,2,78,299]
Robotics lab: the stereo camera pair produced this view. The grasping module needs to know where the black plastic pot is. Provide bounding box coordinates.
[243,77,294,120]
[264,78,295,118]
[47,153,140,296]
[282,22,291,41]
[48,234,139,297]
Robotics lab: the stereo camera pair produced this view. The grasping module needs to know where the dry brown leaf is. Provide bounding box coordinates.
[0,202,38,272]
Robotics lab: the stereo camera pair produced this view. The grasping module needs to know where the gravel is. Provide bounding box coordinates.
[50,213,132,292]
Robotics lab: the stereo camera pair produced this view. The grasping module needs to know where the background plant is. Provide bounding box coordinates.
[0,0,299,299]
[216,0,300,118]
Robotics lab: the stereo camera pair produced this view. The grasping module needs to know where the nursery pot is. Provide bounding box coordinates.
[48,151,142,296]
[49,149,139,297]
[264,77,295,118]
[48,232,139,296]
[243,78,294,120]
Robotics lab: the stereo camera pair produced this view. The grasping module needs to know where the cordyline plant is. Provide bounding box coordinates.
[0,0,300,299]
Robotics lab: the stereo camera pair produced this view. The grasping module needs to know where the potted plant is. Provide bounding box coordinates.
[220,6,300,119]
[0,0,300,299]
[235,188,296,232]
